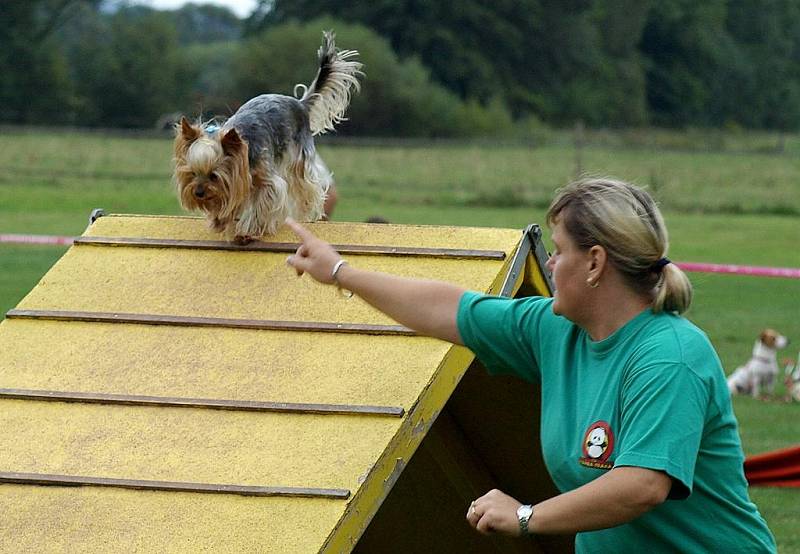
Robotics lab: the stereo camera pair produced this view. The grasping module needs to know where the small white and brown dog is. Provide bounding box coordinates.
[173,31,362,243]
[727,329,789,397]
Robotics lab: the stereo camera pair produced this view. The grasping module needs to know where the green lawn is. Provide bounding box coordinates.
[1,129,798,551]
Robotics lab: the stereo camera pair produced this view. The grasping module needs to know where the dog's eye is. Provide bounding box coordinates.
[209,172,218,182]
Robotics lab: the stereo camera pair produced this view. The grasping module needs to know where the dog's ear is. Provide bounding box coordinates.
[177,117,201,143]
[221,128,245,156]
[173,117,202,167]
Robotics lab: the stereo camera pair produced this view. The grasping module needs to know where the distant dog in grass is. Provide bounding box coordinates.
[727,329,789,397]
[173,31,362,243]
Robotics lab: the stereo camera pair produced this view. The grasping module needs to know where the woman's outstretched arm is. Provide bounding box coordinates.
[285,219,466,344]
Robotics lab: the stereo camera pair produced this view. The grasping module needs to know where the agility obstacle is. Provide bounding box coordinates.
[0,214,570,553]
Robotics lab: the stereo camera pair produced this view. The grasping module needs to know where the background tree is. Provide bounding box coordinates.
[233,17,514,137]
[640,0,735,127]
[245,0,652,126]
[171,3,243,44]
[0,0,100,123]
[724,0,800,131]
[246,0,541,109]
[4,0,800,132]
[66,7,194,127]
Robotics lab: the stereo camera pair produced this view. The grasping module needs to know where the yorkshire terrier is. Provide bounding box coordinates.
[173,31,362,243]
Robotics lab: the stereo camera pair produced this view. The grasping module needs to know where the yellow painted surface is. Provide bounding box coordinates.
[0,485,345,553]
[0,399,396,490]
[16,246,506,323]
[526,253,553,297]
[85,214,523,252]
[0,215,546,552]
[323,345,478,552]
[0,319,449,408]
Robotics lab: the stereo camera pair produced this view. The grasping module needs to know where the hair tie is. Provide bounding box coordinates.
[652,257,671,272]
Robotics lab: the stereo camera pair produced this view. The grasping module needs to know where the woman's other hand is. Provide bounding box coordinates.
[466,489,525,537]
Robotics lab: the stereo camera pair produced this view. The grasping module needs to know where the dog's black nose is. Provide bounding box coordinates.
[194,185,205,199]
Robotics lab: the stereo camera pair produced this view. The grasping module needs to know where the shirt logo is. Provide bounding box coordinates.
[579,420,615,469]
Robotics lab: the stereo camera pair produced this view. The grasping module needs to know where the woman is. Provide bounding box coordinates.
[285,178,775,552]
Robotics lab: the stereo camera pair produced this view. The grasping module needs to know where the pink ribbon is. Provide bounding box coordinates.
[0,234,74,245]
[677,262,800,279]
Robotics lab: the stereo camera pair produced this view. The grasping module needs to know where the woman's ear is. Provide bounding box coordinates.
[587,245,607,279]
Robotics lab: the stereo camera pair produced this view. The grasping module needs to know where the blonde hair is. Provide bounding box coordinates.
[546,178,692,314]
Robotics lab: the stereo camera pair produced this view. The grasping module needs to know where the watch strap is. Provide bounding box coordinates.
[518,504,534,535]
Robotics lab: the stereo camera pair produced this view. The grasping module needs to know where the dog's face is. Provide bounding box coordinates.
[759,329,789,350]
[173,118,251,226]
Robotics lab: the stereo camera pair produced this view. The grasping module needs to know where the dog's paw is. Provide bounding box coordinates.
[233,235,254,245]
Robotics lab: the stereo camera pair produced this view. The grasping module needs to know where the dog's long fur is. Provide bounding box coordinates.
[173,31,362,241]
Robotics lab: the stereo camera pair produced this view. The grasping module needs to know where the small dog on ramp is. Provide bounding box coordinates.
[173,31,362,243]
[727,329,789,397]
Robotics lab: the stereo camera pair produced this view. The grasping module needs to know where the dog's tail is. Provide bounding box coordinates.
[299,31,363,136]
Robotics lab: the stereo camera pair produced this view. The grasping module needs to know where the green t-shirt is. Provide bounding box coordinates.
[457,292,776,553]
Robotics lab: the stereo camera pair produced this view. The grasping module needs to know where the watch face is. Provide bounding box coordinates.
[517,505,533,518]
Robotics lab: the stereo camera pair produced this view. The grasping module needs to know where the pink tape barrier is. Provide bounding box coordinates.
[677,262,800,279]
[0,234,74,246]
[1,234,799,279]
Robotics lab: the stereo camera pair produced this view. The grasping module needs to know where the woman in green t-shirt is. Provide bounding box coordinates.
[284,178,776,553]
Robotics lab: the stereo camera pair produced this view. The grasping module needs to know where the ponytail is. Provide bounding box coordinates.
[653,262,692,314]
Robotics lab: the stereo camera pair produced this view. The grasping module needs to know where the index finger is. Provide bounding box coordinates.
[285,217,314,243]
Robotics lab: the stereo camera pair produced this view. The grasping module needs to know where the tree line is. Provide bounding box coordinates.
[3,0,800,136]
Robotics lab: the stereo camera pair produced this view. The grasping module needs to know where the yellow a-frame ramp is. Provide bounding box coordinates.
[0,215,571,553]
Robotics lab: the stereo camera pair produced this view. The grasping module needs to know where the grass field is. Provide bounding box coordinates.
[1,128,799,550]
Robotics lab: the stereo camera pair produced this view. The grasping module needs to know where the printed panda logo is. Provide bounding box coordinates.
[579,420,614,469]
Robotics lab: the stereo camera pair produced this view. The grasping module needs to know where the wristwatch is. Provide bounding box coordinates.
[517,504,534,535]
